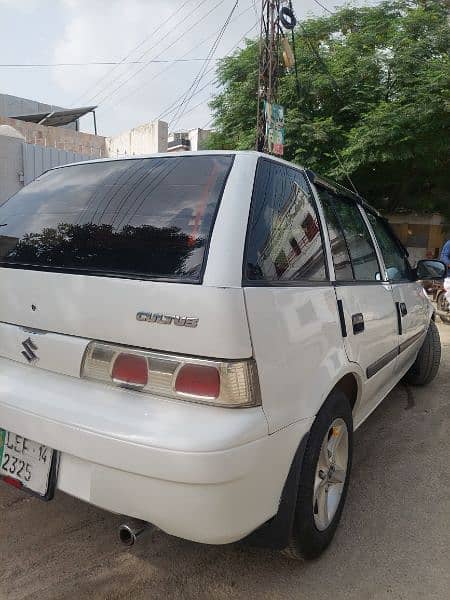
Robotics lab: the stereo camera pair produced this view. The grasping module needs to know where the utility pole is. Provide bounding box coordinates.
[255,0,282,152]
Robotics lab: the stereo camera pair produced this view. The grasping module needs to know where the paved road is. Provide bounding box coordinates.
[1,323,449,600]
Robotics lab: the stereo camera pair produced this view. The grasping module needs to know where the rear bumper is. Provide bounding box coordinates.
[0,358,313,544]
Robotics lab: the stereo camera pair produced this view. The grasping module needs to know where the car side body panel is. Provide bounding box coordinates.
[244,285,352,432]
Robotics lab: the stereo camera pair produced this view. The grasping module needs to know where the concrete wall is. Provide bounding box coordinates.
[0,115,106,157]
[188,128,211,151]
[106,120,168,156]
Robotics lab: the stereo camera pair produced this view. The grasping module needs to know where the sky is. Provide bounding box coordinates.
[0,0,376,138]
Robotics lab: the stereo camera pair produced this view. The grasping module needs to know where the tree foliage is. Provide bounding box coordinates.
[207,0,450,216]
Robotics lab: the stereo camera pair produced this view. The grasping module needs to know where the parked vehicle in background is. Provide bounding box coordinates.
[0,151,446,560]
[424,280,450,324]
[437,280,450,324]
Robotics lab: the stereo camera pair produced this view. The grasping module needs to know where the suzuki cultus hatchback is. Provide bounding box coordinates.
[0,152,445,559]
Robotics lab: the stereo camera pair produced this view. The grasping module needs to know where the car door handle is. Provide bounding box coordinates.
[352,313,365,334]
[400,302,408,317]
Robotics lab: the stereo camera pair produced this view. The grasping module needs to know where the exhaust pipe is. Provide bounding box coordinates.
[118,519,151,547]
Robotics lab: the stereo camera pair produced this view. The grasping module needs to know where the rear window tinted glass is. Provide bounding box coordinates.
[245,159,327,283]
[0,155,233,281]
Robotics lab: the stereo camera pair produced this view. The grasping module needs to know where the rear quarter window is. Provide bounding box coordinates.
[244,158,327,284]
[0,155,233,282]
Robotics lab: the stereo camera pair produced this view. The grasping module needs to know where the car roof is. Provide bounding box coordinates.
[49,150,299,170]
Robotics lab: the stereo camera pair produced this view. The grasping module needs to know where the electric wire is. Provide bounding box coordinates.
[298,22,343,101]
[160,74,218,121]
[95,0,227,108]
[101,2,256,115]
[70,0,199,106]
[311,0,334,15]
[290,6,357,191]
[0,59,223,68]
[288,0,301,101]
[169,0,238,131]
[156,20,259,130]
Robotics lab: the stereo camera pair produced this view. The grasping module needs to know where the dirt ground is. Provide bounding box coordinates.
[1,322,449,600]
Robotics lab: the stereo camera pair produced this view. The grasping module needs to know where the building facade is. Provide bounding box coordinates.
[387,212,449,264]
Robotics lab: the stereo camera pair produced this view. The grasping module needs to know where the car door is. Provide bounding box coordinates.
[364,211,429,374]
[243,159,349,432]
[316,187,399,419]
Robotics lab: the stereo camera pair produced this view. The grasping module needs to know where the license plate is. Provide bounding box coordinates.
[0,429,56,498]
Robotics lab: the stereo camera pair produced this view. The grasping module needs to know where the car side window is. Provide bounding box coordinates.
[366,212,412,281]
[318,188,380,281]
[319,190,354,281]
[245,159,327,283]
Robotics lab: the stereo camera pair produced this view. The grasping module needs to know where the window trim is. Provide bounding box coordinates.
[242,157,330,287]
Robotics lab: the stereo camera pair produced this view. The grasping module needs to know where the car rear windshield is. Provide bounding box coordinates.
[0,155,233,282]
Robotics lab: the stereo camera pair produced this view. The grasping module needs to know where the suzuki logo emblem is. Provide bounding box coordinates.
[21,337,38,363]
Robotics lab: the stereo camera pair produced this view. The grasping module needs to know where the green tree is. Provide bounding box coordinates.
[207,0,450,216]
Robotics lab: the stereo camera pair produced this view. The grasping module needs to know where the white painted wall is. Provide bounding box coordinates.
[188,128,211,151]
[106,120,168,156]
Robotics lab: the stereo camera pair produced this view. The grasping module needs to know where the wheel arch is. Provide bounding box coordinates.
[319,370,363,422]
[245,372,361,551]
[331,372,360,413]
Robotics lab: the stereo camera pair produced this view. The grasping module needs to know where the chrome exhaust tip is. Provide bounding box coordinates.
[118,520,150,547]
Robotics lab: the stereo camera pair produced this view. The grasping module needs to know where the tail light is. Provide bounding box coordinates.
[81,342,261,408]
[112,354,148,389]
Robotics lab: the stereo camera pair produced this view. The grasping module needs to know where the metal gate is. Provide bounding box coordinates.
[23,143,91,185]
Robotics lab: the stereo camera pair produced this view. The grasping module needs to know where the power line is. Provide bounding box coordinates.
[298,22,343,101]
[169,0,238,131]
[202,118,214,129]
[0,58,223,68]
[288,0,301,101]
[101,2,255,115]
[95,0,227,108]
[163,77,218,121]
[311,0,334,15]
[156,20,259,129]
[157,69,216,120]
[70,0,195,106]
[75,0,213,107]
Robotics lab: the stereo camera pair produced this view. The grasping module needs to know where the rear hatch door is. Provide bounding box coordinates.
[0,154,251,376]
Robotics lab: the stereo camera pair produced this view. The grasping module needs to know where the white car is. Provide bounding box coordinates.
[0,151,445,559]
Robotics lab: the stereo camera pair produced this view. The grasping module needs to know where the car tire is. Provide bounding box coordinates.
[282,390,353,560]
[404,320,441,386]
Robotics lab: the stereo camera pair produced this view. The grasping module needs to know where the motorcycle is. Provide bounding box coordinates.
[434,278,450,325]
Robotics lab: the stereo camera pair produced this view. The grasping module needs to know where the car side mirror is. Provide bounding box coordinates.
[415,259,446,281]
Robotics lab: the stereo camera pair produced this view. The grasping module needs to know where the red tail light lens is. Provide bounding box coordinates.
[112,353,148,388]
[175,364,220,399]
